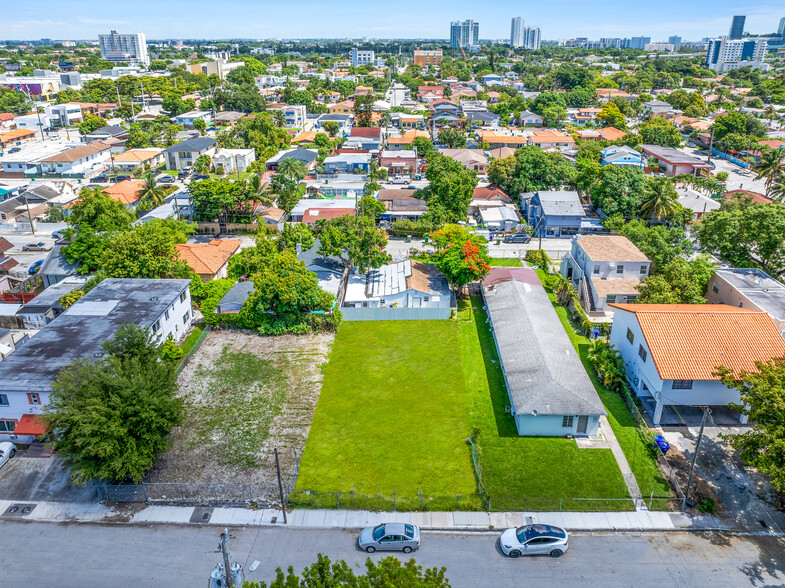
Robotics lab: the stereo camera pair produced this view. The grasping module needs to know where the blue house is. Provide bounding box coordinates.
[323,153,372,174]
[600,146,643,168]
[521,190,604,238]
[482,74,504,86]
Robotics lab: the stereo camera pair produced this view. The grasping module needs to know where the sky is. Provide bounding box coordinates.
[2,1,784,42]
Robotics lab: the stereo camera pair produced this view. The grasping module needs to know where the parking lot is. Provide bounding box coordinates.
[0,453,98,503]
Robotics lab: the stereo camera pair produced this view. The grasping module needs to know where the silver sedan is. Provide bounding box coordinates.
[358,523,421,553]
[0,442,17,470]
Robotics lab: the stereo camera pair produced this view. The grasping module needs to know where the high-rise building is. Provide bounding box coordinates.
[510,17,524,48]
[778,17,785,37]
[98,30,149,66]
[350,49,375,67]
[523,27,542,50]
[626,36,651,49]
[706,37,767,72]
[668,36,682,51]
[413,48,443,67]
[450,20,479,51]
[729,15,746,40]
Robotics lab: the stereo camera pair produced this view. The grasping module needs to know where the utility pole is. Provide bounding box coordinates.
[274,448,288,524]
[706,128,715,166]
[220,529,234,588]
[682,406,710,511]
[22,191,36,236]
[22,88,45,141]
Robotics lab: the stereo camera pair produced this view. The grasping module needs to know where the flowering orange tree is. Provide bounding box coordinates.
[430,224,491,297]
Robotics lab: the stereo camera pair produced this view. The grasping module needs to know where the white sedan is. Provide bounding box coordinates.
[0,441,17,470]
[500,524,569,558]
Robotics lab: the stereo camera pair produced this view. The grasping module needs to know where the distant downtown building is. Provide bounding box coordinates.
[706,37,767,73]
[668,36,682,51]
[350,48,374,67]
[510,17,541,50]
[450,20,479,51]
[729,15,746,40]
[98,30,149,66]
[778,17,785,37]
[510,17,523,47]
[627,36,651,50]
[413,48,443,67]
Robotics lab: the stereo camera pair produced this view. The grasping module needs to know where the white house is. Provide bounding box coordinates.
[213,148,256,174]
[35,141,113,177]
[608,304,785,426]
[482,267,606,436]
[0,278,193,444]
[174,110,213,129]
[560,235,650,317]
[163,137,217,171]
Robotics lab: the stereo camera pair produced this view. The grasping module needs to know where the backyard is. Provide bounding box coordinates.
[295,296,633,511]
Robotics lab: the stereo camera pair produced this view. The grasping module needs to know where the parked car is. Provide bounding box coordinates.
[92,174,109,183]
[193,174,210,180]
[22,242,53,252]
[8,147,21,153]
[114,175,131,182]
[499,524,568,558]
[28,259,44,275]
[389,176,408,184]
[358,523,421,553]
[0,442,16,470]
[177,170,191,180]
[159,175,175,184]
[503,233,531,244]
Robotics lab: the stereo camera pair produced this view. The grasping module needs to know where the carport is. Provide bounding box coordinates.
[11,414,46,445]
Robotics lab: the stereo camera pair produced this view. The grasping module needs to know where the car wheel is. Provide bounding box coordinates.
[402,546,412,554]
[365,546,375,553]
[9,449,15,458]
[549,550,563,558]
[509,550,521,558]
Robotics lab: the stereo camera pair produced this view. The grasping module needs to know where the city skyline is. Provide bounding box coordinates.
[1,2,784,41]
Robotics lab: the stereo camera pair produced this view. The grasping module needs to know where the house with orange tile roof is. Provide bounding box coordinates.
[102,179,145,207]
[386,130,430,149]
[175,239,242,281]
[111,148,164,173]
[0,128,36,149]
[609,304,785,425]
[528,130,575,151]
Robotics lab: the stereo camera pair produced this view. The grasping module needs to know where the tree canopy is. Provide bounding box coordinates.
[419,151,477,223]
[316,215,392,272]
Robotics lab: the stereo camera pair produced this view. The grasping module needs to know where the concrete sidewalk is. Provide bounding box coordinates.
[0,499,732,533]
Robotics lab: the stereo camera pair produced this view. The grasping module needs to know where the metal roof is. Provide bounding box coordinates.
[483,274,606,417]
[534,191,585,217]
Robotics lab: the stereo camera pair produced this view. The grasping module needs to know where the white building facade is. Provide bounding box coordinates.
[98,30,149,66]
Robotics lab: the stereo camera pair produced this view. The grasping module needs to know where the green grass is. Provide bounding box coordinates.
[296,297,634,511]
[489,258,523,267]
[185,345,288,469]
[179,325,204,356]
[534,269,673,508]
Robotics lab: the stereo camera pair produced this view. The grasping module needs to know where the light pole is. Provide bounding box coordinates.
[682,406,710,511]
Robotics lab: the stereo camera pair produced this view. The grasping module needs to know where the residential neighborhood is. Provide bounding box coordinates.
[1,8,785,588]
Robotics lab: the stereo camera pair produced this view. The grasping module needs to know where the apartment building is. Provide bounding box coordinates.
[98,30,149,66]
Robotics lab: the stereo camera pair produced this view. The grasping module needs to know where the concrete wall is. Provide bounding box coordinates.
[706,273,785,332]
[515,413,601,436]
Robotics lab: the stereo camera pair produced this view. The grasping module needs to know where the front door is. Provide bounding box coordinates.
[412,297,422,307]
[577,415,589,435]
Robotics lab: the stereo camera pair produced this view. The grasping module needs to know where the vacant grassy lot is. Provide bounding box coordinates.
[297,298,631,510]
[489,258,523,267]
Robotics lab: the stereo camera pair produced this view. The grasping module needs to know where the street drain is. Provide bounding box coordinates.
[190,507,214,523]
[2,503,36,517]
[759,520,768,528]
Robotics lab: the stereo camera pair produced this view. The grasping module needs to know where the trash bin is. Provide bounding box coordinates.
[653,434,670,455]
[406,235,412,243]
[591,328,600,339]
[424,235,429,244]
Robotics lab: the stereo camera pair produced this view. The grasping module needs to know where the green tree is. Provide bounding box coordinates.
[276,157,308,181]
[137,171,167,209]
[638,118,682,148]
[357,194,385,222]
[270,174,304,213]
[640,177,679,220]
[278,223,315,252]
[0,87,32,115]
[67,187,135,231]
[42,325,182,485]
[612,218,692,269]
[78,114,106,136]
[487,156,517,194]
[193,154,211,174]
[322,120,340,137]
[429,224,491,297]
[636,256,716,303]
[752,148,784,197]
[420,152,477,223]
[192,118,206,135]
[412,136,434,156]
[598,103,626,129]
[500,146,576,198]
[590,166,648,218]
[317,215,391,272]
[354,93,375,127]
[100,221,193,279]
[437,127,466,148]
[243,554,450,588]
[716,358,785,492]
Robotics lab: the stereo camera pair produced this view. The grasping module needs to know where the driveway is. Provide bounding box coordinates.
[679,146,766,194]
[0,454,98,503]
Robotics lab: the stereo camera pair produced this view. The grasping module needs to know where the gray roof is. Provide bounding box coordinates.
[0,278,190,393]
[297,240,344,296]
[163,137,216,153]
[483,272,606,417]
[39,244,78,279]
[640,145,709,166]
[216,281,254,310]
[17,277,86,315]
[532,190,585,217]
[714,268,785,320]
[267,148,319,165]
[601,145,640,162]
[90,125,127,137]
[465,110,500,122]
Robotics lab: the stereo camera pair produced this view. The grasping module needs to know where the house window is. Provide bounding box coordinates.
[606,295,616,304]
[0,394,8,406]
[616,265,624,274]
[151,319,161,334]
[628,295,638,303]
[180,291,187,303]
[165,309,170,321]
[638,345,648,362]
[183,311,190,324]
[0,420,15,432]
[672,380,693,390]
[626,328,634,344]
[640,265,648,275]
[712,282,719,294]
[593,265,600,275]
[27,393,40,405]
[562,416,574,428]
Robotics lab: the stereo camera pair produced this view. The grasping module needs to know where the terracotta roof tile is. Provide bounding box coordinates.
[101,179,145,205]
[175,239,242,276]
[610,304,785,380]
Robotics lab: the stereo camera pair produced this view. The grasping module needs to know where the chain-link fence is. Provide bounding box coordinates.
[287,488,483,512]
[99,481,293,507]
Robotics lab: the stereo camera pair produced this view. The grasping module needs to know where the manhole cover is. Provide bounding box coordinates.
[3,503,36,517]
[190,507,213,524]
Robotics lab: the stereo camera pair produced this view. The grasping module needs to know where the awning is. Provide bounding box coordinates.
[14,414,46,437]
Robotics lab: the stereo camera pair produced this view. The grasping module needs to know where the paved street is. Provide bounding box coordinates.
[679,146,766,194]
[1,522,782,587]
[385,236,573,262]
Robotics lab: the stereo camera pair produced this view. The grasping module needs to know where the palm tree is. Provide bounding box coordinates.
[273,110,286,128]
[640,177,679,221]
[137,172,166,208]
[764,105,777,127]
[276,157,308,181]
[753,148,785,196]
[769,177,785,202]
[246,173,274,208]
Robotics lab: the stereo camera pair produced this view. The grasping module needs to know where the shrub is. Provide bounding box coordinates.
[698,497,715,514]
[160,336,184,363]
[59,289,85,309]
[525,249,551,269]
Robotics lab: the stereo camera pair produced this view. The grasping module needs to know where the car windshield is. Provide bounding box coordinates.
[516,524,563,542]
[404,524,415,538]
[372,524,386,541]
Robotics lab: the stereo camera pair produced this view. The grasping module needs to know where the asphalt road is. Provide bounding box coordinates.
[1,522,782,588]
